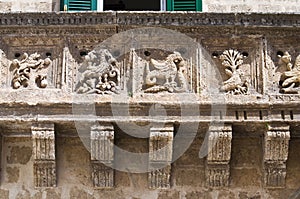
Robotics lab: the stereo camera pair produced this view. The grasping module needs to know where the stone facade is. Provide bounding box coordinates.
[203,0,300,12]
[0,0,300,13]
[0,12,299,199]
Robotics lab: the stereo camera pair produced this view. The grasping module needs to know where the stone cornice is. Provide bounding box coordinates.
[0,12,299,28]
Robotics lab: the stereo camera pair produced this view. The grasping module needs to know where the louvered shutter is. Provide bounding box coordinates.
[63,0,97,11]
[167,0,202,11]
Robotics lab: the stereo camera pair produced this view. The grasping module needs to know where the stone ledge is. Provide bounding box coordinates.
[0,12,299,27]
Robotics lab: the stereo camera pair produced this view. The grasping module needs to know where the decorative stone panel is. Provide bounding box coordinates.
[91,124,114,188]
[264,124,290,188]
[31,123,56,188]
[148,124,174,189]
[130,48,189,94]
[206,124,232,187]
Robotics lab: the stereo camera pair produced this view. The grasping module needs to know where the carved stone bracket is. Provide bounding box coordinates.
[219,49,249,95]
[206,124,232,187]
[264,124,290,188]
[31,123,56,188]
[91,124,114,188]
[12,53,51,89]
[148,124,173,189]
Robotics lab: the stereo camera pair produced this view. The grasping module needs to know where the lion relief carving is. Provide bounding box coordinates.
[144,51,188,93]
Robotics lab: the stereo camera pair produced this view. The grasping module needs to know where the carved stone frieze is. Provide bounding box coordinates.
[130,49,189,94]
[278,51,300,93]
[148,124,173,189]
[76,49,120,94]
[219,49,249,95]
[31,123,56,188]
[264,124,290,188]
[206,124,232,187]
[11,52,51,89]
[91,124,114,188]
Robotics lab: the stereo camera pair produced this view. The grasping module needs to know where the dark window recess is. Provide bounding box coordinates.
[104,0,160,11]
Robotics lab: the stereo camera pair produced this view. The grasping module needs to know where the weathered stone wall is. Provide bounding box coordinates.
[0,0,300,12]
[0,124,299,198]
[203,0,300,12]
[0,0,57,12]
[0,12,298,199]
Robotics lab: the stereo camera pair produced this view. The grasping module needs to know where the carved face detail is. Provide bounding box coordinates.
[167,52,185,69]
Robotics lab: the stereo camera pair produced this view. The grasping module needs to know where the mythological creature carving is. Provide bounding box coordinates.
[278,51,300,93]
[144,51,188,93]
[76,49,120,94]
[219,49,249,95]
[11,52,51,89]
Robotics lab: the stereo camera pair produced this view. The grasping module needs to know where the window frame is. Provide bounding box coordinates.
[62,0,199,11]
[166,0,202,11]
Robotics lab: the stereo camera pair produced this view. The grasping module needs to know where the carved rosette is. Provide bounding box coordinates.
[148,124,174,189]
[219,49,248,95]
[31,123,56,188]
[206,124,232,187]
[11,52,51,89]
[264,124,290,188]
[278,51,300,93]
[130,49,189,94]
[91,124,114,188]
[76,49,120,94]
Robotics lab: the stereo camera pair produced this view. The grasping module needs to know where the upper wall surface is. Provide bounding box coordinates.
[0,0,300,13]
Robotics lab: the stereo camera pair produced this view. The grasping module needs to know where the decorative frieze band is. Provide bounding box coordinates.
[90,124,115,188]
[206,124,232,187]
[31,123,56,188]
[148,124,174,189]
[264,124,290,188]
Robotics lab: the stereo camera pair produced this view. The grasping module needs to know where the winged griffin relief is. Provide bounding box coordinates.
[11,53,51,89]
[130,49,189,93]
[278,51,300,93]
[219,49,249,95]
[76,49,120,94]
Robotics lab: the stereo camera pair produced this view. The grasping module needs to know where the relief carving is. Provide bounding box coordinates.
[91,124,115,188]
[278,51,300,93]
[148,124,174,189]
[130,49,189,94]
[219,49,249,94]
[206,124,232,187]
[145,52,188,93]
[31,123,56,188]
[11,52,51,89]
[0,49,10,87]
[76,49,120,94]
[264,124,290,188]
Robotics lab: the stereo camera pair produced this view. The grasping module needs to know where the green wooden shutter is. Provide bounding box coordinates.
[62,0,97,11]
[167,0,202,11]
